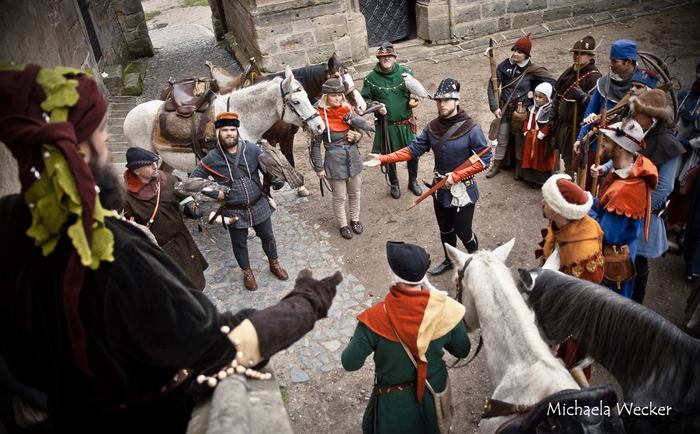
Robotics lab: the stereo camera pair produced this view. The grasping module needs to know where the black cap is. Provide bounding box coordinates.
[386,241,430,283]
[433,78,460,100]
[321,78,345,94]
[125,147,159,170]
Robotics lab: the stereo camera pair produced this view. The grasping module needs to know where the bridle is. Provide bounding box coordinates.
[279,80,320,126]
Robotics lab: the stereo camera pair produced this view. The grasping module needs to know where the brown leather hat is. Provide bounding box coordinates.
[570,36,596,54]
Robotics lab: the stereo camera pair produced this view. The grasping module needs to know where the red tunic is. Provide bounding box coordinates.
[521,108,556,171]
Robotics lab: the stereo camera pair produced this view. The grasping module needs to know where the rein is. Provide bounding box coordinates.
[449,256,484,369]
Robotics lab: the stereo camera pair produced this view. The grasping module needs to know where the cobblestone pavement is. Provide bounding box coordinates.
[137,1,361,385]
[137,2,242,101]
[187,185,368,386]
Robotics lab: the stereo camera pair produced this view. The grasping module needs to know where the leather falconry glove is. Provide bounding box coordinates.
[247,269,342,360]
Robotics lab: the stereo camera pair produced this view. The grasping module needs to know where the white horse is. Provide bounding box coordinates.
[123,66,324,172]
[445,241,579,433]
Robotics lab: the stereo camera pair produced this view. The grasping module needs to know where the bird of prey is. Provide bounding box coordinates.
[402,73,432,99]
[343,113,375,135]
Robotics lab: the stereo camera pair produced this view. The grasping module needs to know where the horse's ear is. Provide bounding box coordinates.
[542,246,561,271]
[328,52,339,71]
[517,268,535,294]
[445,243,469,266]
[492,238,515,263]
[284,65,293,81]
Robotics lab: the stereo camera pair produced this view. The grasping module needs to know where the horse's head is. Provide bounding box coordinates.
[445,239,515,331]
[327,53,367,112]
[281,66,325,135]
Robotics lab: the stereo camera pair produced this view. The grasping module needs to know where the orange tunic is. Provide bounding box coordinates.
[536,215,605,378]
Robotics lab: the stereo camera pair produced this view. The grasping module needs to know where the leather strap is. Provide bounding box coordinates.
[145,180,162,228]
[482,398,532,419]
[372,381,416,396]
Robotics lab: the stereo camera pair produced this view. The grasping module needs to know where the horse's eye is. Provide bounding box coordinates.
[293,100,300,105]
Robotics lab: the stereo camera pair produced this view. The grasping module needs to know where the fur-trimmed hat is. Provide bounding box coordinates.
[600,119,646,154]
[629,89,673,125]
[542,174,593,220]
[512,33,532,57]
[570,36,596,54]
[214,111,240,129]
[433,78,460,100]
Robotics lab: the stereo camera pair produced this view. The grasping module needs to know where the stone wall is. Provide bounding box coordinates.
[213,0,368,71]
[0,0,152,198]
[417,0,661,44]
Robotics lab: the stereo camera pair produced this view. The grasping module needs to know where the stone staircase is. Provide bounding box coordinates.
[107,95,139,173]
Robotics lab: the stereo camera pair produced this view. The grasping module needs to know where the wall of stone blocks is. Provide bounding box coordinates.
[216,0,368,72]
[418,0,658,44]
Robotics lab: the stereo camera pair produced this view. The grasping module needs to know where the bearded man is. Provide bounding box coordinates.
[188,112,288,291]
[365,78,492,275]
[0,64,342,433]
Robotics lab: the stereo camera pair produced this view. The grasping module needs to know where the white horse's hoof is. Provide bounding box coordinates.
[297,186,310,197]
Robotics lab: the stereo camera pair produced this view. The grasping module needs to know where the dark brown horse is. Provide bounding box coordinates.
[208,54,366,168]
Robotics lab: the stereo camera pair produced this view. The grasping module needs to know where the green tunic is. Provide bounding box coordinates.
[341,322,470,434]
[361,63,417,154]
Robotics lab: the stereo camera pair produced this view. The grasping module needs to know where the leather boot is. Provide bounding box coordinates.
[387,162,401,199]
[429,259,454,276]
[485,160,501,178]
[269,258,289,281]
[242,267,258,291]
[407,158,422,196]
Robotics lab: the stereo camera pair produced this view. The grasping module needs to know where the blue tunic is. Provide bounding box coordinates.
[407,125,492,208]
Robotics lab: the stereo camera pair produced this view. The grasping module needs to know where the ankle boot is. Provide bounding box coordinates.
[429,258,454,276]
[407,159,422,196]
[269,258,289,281]
[390,184,401,199]
[485,160,501,178]
[242,267,258,291]
[387,163,401,199]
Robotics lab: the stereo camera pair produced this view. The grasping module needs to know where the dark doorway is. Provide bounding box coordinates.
[359,0,417,47]
[76,0,102,62]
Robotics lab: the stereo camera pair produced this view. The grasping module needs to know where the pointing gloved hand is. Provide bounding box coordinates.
[247,269,342,360]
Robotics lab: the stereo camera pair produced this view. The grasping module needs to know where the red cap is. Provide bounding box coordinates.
[512,33,532,56]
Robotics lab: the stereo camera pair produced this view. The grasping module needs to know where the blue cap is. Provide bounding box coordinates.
[610,39,637,61]
[631,69,659,89]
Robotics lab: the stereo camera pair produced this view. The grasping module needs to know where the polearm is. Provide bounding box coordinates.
[590,66,613,195]
[407,146,492,210]
[571,52,582,182]
[486,38,500,104]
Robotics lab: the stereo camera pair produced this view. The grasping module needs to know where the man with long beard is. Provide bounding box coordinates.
[188,112,288,291]
[0,65,342,433]
[365,78,492,275]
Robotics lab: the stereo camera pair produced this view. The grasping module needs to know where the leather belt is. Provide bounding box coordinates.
[372,381,415,396]
[389,118,411,126]
[434,174,475,190]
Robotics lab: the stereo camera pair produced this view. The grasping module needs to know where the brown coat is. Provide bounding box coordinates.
[123,172,208,290]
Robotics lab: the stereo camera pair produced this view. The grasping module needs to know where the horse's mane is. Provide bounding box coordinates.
[529,269,700,404]
[466,252,567,369]
[265,64,328,89]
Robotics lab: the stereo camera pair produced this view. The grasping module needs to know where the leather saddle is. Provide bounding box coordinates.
[498,384,625,434]
[161,77,218,117]
[157,78,219,159]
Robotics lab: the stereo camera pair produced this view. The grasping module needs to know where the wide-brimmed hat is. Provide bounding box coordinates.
[600,120,646,153]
